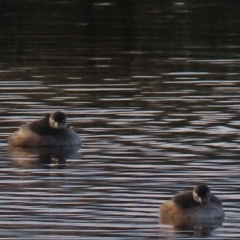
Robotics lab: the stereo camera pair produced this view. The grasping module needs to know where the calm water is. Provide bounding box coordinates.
[0,1,240,239]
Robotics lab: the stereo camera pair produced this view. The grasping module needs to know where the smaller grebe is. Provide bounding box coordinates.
[160,184,224,221]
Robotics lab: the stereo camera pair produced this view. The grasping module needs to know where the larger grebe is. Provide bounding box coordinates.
[8,111,81,147]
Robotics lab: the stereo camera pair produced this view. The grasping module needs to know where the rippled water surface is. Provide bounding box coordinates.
[1,1,240,239]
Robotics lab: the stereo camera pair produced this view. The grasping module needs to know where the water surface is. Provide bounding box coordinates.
[0,1,240,239]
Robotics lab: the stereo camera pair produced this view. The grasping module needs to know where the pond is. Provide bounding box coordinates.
[0,1,240,239]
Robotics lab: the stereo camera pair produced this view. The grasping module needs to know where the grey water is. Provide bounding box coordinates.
[0,1,240,239]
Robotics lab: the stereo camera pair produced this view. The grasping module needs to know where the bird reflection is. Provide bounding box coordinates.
[9,145,81,168]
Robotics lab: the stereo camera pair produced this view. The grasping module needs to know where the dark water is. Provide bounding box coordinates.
[0,1,240,239]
